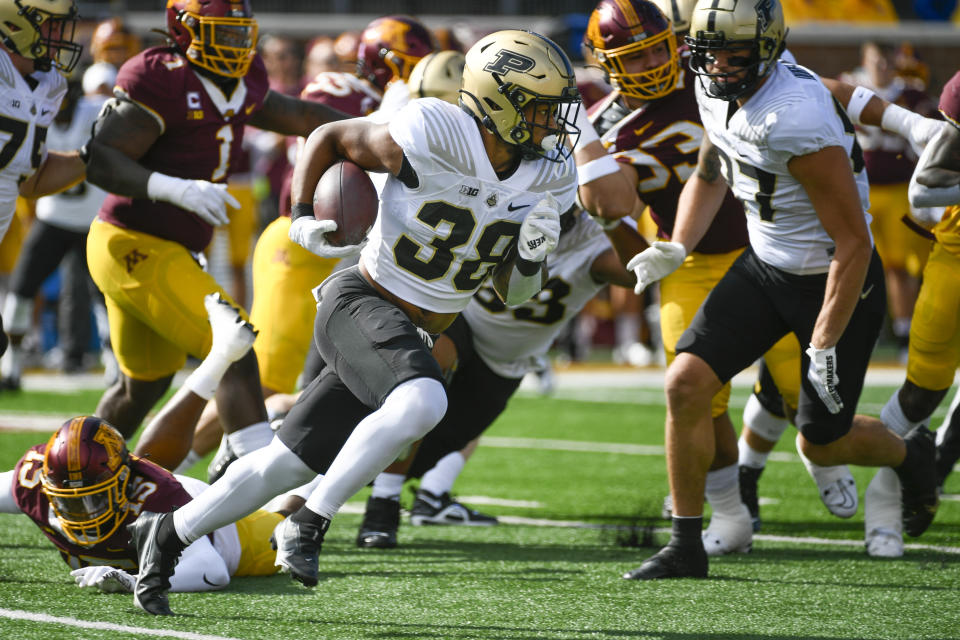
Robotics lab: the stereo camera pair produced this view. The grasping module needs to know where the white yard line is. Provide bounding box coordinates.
[0,608,240,640]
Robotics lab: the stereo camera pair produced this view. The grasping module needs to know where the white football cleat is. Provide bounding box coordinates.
[702,508,753,556]
[204,293,257,362]
[866,527,904,558]
[797,444,858,518]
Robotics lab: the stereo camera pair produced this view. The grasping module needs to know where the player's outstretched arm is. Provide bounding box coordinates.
[573,107,641,222]
[248,89,352,137]
[18,150,85,199]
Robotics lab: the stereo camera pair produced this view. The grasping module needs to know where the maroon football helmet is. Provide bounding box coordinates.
[166,0,258,78]
[40,417,131,546]
[356,15,435,91]
[584,0,679,100]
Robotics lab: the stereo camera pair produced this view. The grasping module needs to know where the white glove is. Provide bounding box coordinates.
[70,566,135,593]
[204,293,257,362]
[805,344,843,414]
[146,172,239,226]
[625,241,686,295]
[288,216,366,259]
[518,194,561,262]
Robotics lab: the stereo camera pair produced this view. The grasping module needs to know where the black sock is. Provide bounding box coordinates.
[670,515,703,548]
[157,512,187,553]
[291,506,331,534]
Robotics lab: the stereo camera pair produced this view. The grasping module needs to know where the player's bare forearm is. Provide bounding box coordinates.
[600,222,649,284]
[671,140,727,252]
[790,146,871,348]
[291,120,401,206]
[18,151,84,198]
[822,77,887,127]
[575,142,639,220]
[250,90,351,137]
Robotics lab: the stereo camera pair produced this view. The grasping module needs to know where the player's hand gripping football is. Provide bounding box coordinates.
[288,217,366,259]
[146,173,239,226]
[518,194,561,262]
[70,566,136,593]
[806,344,843,414]
[625,241,686,295]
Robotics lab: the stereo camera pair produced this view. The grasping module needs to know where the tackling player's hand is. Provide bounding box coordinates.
[625,241,686,295]
[805,344,843,414]
[146,173,240,226]
[288,217,366,258]
[70,566,135,593]
[518,194,561,262]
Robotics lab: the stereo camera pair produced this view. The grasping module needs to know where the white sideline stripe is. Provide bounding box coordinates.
[0,608,239,640]
[496,518,960,554]
[479,436,800,462]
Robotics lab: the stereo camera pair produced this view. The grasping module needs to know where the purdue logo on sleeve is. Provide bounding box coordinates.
[483,49,537,76]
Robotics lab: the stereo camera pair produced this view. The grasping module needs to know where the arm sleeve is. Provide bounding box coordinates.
[168,534,230,592]
[0,471,19,514]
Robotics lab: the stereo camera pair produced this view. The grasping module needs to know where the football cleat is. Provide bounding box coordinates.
[701,509,753,556]
[622,544,708,580]
[409,489,498,526]
[206,437,237,484]
[738,465,763,532]
[270,516,329,587]
[127,512,180,616]
[356,496,400,549]
[817,472,859,519]
[866,527,904,558]
[894,425,940,537]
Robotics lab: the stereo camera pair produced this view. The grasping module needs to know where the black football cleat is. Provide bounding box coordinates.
[622,544,708,581]
[270,516,329,587]
[894,425,940,537]
[206,438,238,484]
[127,512,181,616]
[356,496,400,549]
[409,489,498,526]
[738,465,764,532]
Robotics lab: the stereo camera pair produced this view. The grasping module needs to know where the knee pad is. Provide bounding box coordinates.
[743,394,790,442]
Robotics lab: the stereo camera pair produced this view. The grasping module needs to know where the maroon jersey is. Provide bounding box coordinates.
[99,46,270,252]
[11,446,191,571]
[590,68,748,254]
[940,71,960,128]
[277,71,382,217]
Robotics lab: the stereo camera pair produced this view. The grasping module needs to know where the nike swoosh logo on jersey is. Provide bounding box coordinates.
[245,103,256,115]
[41,109,52,116]
[507,203,530,212]
[860,284,874,300]
[202,573,226,587]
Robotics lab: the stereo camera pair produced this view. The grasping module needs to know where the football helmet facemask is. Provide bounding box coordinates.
[650,0,699,34]
[686,0,787,101]
[408,50,465,104]
[90,17,140,67]
[460,30,581,162]
[0,0,81,73]
[584,0,679,101]
[166,0,258,79]
[40,416,132,547]
[356,15,435,91]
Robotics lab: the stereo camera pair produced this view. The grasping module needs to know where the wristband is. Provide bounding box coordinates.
[291,202,314,221]
[846,86,876,126]
[577,154,620,185]
[589,214,621,231]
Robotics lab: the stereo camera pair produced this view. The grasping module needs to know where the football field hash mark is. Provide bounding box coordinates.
[0,607,241,640]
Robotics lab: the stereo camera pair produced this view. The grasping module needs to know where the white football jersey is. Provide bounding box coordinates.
[465,212,610,378]
[695,62,872,274]
[35,96,108,232]
[362,98,578,313]
[0,49,67,237]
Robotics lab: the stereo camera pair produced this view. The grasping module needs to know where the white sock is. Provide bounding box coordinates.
[864,466,902,537]
[615,313,639,351]
[173,449,201,474]
[370,472,405,500]
[704,463,745,518]
[182,354,231,401]
[738,435,769,469]
[174,437,315,544]
[420,452,466,497]
[304,378,447,519]
[226,421,272,456]
[795,437,851,488]
[880,391,924,437]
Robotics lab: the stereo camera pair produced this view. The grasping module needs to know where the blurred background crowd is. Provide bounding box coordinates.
[1,0,957,388]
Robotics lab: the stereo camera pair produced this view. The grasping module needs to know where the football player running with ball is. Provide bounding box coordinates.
[127,30,580,615]
[621,0,938,580]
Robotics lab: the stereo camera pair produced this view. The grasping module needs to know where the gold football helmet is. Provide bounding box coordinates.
[41,417,132,546]
[686,0,787,101]
[460,30,580,161]
[650,0,699,34]
[408,50,465,104]
[0,0,81,73]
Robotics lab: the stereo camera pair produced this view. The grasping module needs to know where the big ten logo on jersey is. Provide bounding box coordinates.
[484,50,536,76]
[187,92,204,120]
[460,184,479,197]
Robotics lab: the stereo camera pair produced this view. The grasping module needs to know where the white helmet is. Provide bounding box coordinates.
[408,50,465,104]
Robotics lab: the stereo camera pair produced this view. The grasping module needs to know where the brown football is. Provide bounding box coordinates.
[312,160,379,247]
